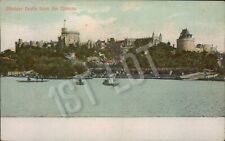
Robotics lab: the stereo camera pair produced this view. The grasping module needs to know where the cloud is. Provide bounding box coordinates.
[120,2,142,12]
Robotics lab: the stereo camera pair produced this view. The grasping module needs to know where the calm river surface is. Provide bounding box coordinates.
[1,77,224,117]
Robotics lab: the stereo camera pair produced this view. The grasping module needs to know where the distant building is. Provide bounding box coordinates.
[95,40,106,49]
[152,32,162,45]
[58,20,80,47]
[107,38,115,44]
[124,38,136,47]
[15,20,80,51]
[30,41,36,47]
[112,32,162,51]
[177,28,195,52]
[15,38,23,52]
[132,32,162,47]
[36,41,44,48]
[87,40,93,49]
[15,39,42,52]
[196,44,217,53]
[176,28,217,53]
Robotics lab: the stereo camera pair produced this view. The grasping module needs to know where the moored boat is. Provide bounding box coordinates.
[76,78,84,85]
[103,74,119,86]
[17,77,48,82]
[17,80,48,82]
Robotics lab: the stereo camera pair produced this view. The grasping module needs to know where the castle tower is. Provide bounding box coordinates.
[59,20,80,47]
[152,32,155,39]
[159,33,162,42]
[15,38,23,52]
[64,19,66,28]
[176,28,195,52]
[61,19,68,34]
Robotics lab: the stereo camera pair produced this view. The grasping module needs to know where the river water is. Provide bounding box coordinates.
[1,77,224,117]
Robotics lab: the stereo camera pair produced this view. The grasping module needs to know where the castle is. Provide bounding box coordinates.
[123,32,162,48]
[15,20,80,52]
[176,28,217,53]
[58,20,80,47]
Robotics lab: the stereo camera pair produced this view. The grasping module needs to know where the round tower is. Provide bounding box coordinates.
[177,29,195,52]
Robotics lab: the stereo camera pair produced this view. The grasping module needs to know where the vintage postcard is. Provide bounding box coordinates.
[0,0,224,140]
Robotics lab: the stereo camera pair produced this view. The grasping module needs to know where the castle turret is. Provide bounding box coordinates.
[159,33,162,42]
[15,39,23,52]
[59,20,80,47]
[176,28,195,52]
[152,32,155,39]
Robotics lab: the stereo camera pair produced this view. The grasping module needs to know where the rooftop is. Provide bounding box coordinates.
[61,28,79,34]
[179,28,193,39]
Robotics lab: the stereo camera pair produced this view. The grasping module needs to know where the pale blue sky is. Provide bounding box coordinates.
[1,1,224,52]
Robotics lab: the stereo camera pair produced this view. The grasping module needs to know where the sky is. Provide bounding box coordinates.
[0,0,224,52]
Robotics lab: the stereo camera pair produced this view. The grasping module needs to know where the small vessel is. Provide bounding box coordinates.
[76,78,84,85]
[17,80,48,82]
[103,74,119,86]
[17,77,48,82]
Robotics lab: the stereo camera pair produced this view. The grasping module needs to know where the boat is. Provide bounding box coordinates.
[17,80,48,82]
[103,74,119,86]
[76,78,84,85]
[17,77,48,82]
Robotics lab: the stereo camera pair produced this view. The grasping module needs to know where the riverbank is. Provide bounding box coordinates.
[2,74,225,81]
